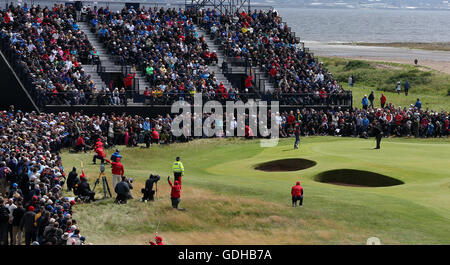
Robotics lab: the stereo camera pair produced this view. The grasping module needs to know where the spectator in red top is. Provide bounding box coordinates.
[203,49,211,64]
[151,128,160,144]
[124,72,136,89]
[210,51,218,65]
[395,113,403,126]
[124,67,136,99]
[269,66,277,82]
[245,125,254,139]
[74,135,87,153]
[144,87,152,105]
[149,235,164,245]
[105,158,125,189]
[287,111,296,130]
[380,93,387,108]
[319,88,327,105]
[245,75,253,90]
[168,177,182,209]
[291,181,304,207]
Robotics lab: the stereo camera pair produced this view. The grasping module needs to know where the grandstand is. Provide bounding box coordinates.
[0,0,352,115]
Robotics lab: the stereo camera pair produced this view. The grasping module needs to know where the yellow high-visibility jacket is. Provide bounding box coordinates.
[172,161,184,174]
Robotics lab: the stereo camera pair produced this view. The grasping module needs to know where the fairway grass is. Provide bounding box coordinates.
[61,137,450,245]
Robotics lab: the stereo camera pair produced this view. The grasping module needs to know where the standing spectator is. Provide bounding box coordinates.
[245,74,253,91]
[380,93,387,108]
[404,80,410,96]
[20,206,36,245]
[291,181,304,207]
[287,111,296,131]
[396,81,401,94]
[361,95,369,110]
[368,91,375,108]
[124,66,137,99]
[11,201,25,245]
[0,197,9,245]
[0,163,10,196]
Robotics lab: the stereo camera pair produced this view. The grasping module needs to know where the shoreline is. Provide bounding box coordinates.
[331,42,450,52]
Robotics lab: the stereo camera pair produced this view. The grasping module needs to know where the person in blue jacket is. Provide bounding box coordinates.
[361,95,369,110]
[415,98,422,110]
[110,149,122,162]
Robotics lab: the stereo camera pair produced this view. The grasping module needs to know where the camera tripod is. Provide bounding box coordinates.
[92,171,112,199]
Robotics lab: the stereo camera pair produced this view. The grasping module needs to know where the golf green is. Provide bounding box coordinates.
[61,136,450,245]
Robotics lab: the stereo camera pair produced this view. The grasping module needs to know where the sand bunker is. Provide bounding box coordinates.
[314,169,404,187]
[255,159,317,172]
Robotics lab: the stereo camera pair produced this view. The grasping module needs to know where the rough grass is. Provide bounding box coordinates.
[62,137,450,245]
[319,57,450,111]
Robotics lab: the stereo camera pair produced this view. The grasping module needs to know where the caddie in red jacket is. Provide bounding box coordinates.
[93,146,106,165]
[94,138,104,150]
[105,158,124,189]
[291,181,304,207]
[168,176,182,209]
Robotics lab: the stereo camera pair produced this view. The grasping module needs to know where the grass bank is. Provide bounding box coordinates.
[318,57,450,111]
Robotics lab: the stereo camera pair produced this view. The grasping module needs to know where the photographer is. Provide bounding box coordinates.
[141,174,160,202]
[78,172,95,202]
[114,176,132,204]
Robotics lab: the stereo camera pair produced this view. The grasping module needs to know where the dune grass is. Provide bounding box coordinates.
[61,137,450,245]
[318,57,450,111]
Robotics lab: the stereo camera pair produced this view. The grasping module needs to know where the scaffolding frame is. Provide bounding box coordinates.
[186,0,251,15]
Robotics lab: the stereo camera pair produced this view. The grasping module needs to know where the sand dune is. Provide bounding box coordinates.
[306,42,450,74]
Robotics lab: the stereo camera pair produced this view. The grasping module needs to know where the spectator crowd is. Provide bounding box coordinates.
[0,3,102,108]
[198,8,352,106]
[86,6,247,105]
[0,105,88,245]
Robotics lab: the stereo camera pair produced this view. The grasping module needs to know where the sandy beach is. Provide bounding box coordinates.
[305,42,450,75]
